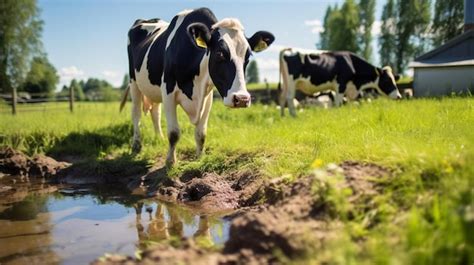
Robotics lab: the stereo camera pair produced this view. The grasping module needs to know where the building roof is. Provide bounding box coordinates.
[409,59,474,68]
[410,30,474,68]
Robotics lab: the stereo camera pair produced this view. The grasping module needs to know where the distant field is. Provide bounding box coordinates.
[1,98,473,263]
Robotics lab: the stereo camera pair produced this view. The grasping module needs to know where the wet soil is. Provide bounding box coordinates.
[94,162,393,265]
[0,147,69,179]
[0,147,393,264]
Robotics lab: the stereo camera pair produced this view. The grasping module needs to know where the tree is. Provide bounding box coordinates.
[323,0,360,52]
[432,0,464,46]
[120,74,129,90]
[395,0,431,73]
[379,0,398,68]
[246,60,259,84]
[69,79,85,101]
[22,56,59,98]
[82,77,120,101]
[319,5,333,50]
[358,0,376,61]
[0,0,43,96]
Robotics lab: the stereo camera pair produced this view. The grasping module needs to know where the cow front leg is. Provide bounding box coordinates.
[163,97,180,166]
[130,82,142,153]
[334,81,345,107]
[150,103,164,139]
[195,94,213,157]
[334,92,344,107]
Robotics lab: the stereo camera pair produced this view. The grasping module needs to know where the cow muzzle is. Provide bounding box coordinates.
[389,90,402,100]
[232,94,251,108]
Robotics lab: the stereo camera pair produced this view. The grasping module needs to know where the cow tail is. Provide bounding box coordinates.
[278,48,292,92]
[119,83,130,113]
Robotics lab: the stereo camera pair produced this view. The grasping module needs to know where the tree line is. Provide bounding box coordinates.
[319,0,464,74]
[0,0,126,104]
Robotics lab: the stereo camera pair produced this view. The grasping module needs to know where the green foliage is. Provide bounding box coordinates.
[379,0,432,73]
[379,0,398,68]
[69,79,85,101]
[0,0,43,93]
[358,0,376,61]
[120,74,129,90]
[395,0,431,73]
[318,5,333,50]
[245,60,259,84]
[323,0,361,52]
[21,56,59,98]
[81,78,121,101]
[432,0,464,46]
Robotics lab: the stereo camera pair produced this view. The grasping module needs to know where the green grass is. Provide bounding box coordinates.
[246,82,278,91]
[397,76,413,85]
[3,99,472,177]
[1,98,473,264]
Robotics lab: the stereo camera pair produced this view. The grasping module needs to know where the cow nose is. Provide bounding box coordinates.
[233,94,251,108]
[396,94,402,100]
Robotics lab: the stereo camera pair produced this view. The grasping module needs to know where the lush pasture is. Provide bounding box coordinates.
[1,98,472,176]
[1,98,473,263]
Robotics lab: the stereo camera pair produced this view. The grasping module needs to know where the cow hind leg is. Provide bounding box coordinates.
[130,82,143,153]
[279,92,286,116]
[150,103,164,139]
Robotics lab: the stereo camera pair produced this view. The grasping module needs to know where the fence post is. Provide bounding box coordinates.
[12,87,17,115]
[69,85,74,113]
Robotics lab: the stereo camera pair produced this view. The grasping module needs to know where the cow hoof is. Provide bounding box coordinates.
[132,141,142,154]
[165,159,175,168]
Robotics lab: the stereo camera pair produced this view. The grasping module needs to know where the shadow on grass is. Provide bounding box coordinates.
[47,123,133,160]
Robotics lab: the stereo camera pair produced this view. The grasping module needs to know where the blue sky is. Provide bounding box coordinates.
[39,0,387,88]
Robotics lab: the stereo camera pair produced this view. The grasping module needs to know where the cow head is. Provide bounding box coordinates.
[188,19,274,108]
[376,66,401,99]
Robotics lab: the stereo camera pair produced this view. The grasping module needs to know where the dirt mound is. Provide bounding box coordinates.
[96,161,393,264]
[146,170,264,212]
[0,146,69,178]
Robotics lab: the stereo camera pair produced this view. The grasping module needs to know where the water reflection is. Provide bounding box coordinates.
[0,179,60,264]
[0,183,229,265]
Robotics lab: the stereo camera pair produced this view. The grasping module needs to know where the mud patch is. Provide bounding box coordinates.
[95,161,393,264]
[0,146,69,178]
[146,170,264,213]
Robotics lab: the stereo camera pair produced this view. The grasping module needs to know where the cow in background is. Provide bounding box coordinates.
[278,48,401,116]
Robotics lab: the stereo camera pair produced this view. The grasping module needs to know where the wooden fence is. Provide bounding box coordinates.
[1,86,74,114]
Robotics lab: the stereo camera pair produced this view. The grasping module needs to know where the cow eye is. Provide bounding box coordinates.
[216,51,225,61]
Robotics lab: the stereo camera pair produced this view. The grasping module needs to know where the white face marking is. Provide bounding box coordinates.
[377,69,401,99]
[217,28,251,107]
[389,89,402,99]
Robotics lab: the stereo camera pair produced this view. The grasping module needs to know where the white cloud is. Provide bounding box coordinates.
[101,70,122,87]
[304,19,324,34]
[58,66,85,89]
[255,58,280,83]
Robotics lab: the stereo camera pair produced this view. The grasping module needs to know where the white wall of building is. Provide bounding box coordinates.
[414,66,474,96]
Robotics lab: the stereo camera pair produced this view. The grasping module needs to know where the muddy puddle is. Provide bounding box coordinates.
[0,181,230,265]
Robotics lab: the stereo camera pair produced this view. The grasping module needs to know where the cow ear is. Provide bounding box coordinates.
[394,74,401,81]
[188,23,211,49]
[247,31,275,52]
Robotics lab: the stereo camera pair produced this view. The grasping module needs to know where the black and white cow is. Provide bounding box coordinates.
[279,48,401,116]
[121,8,274,165]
